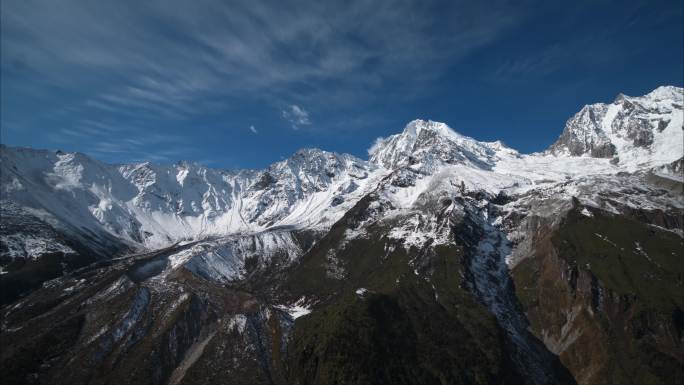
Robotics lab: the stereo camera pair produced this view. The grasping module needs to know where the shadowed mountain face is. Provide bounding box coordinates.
[1,87,682,385]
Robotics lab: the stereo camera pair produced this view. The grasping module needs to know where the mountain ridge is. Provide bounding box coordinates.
[1,86,682,385]
[1,86,681,259]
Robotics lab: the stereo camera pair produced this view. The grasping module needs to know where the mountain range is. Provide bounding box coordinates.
[1,86,682,385]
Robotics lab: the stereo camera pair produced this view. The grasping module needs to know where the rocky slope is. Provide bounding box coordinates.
[0,86,682,385]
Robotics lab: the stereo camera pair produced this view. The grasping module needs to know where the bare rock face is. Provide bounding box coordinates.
[549,104,616,158]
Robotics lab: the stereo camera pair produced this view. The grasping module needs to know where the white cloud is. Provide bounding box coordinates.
[249,125,258,134]
[281,104,311,129]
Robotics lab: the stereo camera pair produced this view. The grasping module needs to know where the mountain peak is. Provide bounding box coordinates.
[548,85,683,168]
[614,85,683,103]
[290,147,338,160]
[644,85,683,101]
[369,119,513,171]
[401,119,464,140]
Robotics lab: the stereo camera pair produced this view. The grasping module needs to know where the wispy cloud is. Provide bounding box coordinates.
[249,125,258,134]
[494,45,567,78]
[1,0,527,128]
[49,119,189,163]
[281,105,311,129]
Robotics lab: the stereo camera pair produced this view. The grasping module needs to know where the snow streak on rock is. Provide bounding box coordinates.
[466,206,569,385]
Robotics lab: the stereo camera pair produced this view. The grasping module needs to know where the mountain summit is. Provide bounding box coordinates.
[548,85,683,168]
[369,119,516,171]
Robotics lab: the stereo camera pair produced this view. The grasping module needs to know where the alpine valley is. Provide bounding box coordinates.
[1,86,682,385]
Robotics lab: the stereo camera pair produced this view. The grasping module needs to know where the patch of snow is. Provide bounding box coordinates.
[226,314,248,333]
[467,206,560,384]
[276,297,312,320]
[87,276,134,305]
[594,233,617,248]
[111,287,150,342]
[63,278,86,293]
[634,241,661,267]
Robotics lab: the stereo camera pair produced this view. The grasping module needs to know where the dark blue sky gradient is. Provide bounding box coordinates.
[2,0,682,169]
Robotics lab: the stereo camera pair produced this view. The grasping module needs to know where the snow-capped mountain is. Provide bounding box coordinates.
[1,86,682,385]
[0,146,383,254]
[548,85,683,168]
[1,86,682,278]
[369,119,517,171]
[2,86,682,282]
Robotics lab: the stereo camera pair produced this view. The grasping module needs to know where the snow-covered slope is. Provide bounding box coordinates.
[0,145,384,256]
[1,86,681,262]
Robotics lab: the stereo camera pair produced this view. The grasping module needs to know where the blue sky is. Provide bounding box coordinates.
[2,0,682,169]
